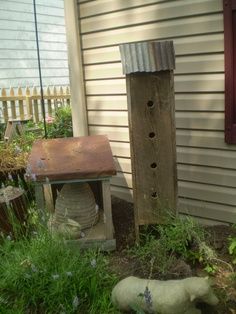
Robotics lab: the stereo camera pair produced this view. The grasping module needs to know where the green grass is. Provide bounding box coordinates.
[0,208,234,313]
[0,229,118,313]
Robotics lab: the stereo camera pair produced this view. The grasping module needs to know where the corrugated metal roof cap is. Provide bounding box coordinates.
[119,40,175,74]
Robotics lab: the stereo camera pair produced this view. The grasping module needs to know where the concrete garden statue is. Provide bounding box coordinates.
[48,215,81,239]
[111,276,219,314]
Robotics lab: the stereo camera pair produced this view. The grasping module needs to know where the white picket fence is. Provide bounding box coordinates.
[0,86,71,123]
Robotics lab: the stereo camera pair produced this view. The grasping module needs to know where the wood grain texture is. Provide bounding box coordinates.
[102,180,114,240]
[127,71,177,226]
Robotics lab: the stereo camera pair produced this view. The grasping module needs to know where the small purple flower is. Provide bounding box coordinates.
[25,165,36,182]
[52,274,60,280]
[144,286,152,308]
[90,259,97,268]
[26,165,32,175]
[31,264,38,272]
[14,146,22,155]
[8,173,13,181]
[72,296,79,310]
[6,235,11,241]
[31,173,36,181]
[36,159,45,169]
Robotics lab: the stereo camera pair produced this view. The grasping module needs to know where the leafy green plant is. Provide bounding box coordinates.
[204,264,218,274]
[46,106,73,138]
[0,123,42,171]
[0,106,72,171]
[229,236,236,264]
[128,231,177,277]
[156,216,206,259]
[128,215,217,278]
[0,229,117,313]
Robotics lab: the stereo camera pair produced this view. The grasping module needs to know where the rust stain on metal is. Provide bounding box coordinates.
[27,135,116,182]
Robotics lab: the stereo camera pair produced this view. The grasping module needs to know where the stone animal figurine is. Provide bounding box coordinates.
[48,215,81,239]
[111,276,219,314]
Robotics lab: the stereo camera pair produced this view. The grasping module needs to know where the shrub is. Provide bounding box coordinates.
[156,216,206,259]
[46,106,73,139]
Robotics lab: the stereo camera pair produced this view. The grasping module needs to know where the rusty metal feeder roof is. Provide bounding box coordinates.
[27,135,116,183]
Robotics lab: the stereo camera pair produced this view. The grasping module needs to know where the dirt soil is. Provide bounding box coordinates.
[111,196,236,314]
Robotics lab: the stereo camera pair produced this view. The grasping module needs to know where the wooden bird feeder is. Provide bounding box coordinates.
[119,41,178,236]
[27,135,117,251]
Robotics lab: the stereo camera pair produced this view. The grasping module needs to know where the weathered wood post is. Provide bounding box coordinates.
[119,41,177,236]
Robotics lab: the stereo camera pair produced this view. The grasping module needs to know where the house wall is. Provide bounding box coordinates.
[0,0,69,89]
[77,0,236,223]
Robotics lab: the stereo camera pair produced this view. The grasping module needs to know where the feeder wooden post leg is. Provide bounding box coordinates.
[43,184,54,213]
[4,121,15,142]
[35,184,46,224]
[102,179,113,240]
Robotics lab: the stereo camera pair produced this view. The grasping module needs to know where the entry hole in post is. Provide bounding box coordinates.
[149,132,156,139]
[147,100,154,108]
[150,162,157,169]
[151,192,158,199]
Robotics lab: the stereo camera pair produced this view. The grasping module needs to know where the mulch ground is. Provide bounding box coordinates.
[111,196,236,314]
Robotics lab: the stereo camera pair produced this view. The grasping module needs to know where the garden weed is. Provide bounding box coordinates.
[229,236,236,264]
[156,215,206,259]
[128,229,177,277]
[128,215,216,277]
[228,224,236,264]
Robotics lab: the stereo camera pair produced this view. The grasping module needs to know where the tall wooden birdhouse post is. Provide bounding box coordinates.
[119,41,177,235]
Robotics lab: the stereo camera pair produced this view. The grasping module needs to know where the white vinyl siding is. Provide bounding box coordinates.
[77,0,236,223]
[0,0,69,89]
